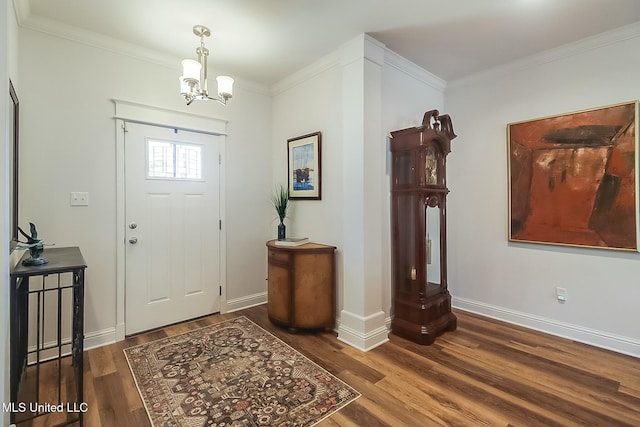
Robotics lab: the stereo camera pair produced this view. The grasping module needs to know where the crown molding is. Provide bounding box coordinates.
[16,12,270,96]
[338,33,386,67]
[271,50,341,96]
[12,0,30,25]
[272,34,384,95]
[448,21,640,90]
[272,34,447,96]
[20,14,179,69]
[384,48,447,93]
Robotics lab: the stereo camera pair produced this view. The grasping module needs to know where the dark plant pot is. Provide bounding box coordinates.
[277,221,286,241]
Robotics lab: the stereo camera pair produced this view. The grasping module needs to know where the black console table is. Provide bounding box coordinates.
[10,246,86,426]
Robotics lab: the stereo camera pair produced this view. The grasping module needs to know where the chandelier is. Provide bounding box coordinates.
[179,25,234,105]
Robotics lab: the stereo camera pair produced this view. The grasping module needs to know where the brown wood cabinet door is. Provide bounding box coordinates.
[266,240,336,330]
[267,258,290,324]
[292,253,333,328]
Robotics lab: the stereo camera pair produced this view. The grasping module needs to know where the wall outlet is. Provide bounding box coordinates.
[70,192,89,206]
[555,287,567,303]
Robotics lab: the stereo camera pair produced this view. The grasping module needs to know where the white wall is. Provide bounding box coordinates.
[446,24,640,356]
[271,57,343,243]
[18,26,272,345]
[224,80,273,309]
[271,52,345,308]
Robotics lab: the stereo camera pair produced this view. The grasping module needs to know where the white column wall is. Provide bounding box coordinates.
[337,35,388,351]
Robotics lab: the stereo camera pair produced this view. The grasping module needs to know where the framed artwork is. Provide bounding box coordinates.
[9,80,19,253]
[508,101,639,251]
[288,132,321,200]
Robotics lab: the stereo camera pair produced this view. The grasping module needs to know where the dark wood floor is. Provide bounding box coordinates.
[31,304,640,426]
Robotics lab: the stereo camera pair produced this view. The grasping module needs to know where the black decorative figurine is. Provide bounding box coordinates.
[16,222,49,266]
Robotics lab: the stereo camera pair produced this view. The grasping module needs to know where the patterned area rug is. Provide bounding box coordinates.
[124,316,360,427]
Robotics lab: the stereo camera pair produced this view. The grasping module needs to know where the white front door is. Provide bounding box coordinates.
[124,122,221,335]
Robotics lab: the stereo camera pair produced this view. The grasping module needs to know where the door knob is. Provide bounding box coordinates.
[129,222,138,229]
[129,237,138,244]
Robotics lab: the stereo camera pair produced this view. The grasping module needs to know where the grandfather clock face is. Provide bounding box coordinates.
[424,146,438,185]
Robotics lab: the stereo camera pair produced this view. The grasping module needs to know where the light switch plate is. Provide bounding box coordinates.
[70,192,89,206]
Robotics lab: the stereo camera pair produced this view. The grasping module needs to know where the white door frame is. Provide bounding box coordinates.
[113,99,228,341]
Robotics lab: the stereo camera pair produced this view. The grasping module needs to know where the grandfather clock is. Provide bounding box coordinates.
[389,110,457,345]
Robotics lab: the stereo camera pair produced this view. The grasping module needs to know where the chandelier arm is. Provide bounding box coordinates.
[207,95,227,105]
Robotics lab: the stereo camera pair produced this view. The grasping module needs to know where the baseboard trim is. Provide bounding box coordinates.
[337,310,389,352]
[452,297,640,358]
[26,327,117,362]
[87,294,267,349]
[85,327,117,350]
[225,292,267,313]
[337,324,389,352]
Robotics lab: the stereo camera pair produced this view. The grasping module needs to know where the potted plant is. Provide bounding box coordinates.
[271,184,289,240]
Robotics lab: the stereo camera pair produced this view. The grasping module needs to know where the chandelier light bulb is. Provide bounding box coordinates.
[181,59,202,82]
[216,76,234,99]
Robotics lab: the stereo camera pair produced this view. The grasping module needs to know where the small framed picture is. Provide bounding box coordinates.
[288,132,321,200]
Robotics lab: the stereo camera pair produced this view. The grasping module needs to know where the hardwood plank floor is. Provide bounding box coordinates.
[34,305,640,426]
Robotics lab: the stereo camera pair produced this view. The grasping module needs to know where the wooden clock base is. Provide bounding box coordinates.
[391,291,457,345]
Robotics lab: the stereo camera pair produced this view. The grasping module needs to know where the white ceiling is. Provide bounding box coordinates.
[17,0,640,85]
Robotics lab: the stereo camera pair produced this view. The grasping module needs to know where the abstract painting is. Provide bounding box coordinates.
[508,101,638,251]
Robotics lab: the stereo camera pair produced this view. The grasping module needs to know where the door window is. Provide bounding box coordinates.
[147,139,202,180]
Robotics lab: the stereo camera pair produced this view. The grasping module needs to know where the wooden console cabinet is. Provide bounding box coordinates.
[266,240,336,330]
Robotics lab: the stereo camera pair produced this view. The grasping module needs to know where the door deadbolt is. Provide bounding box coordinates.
[129,222,138,229]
